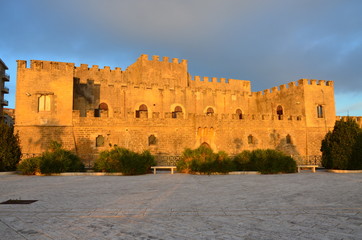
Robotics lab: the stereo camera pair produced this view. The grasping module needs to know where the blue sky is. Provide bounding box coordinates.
[1,0,362,116]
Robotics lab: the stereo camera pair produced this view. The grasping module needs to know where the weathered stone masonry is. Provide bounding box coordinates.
[15,54,338,166]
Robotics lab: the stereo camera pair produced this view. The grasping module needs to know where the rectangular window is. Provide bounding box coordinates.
[317,105,324,118]
[38,95,51,111]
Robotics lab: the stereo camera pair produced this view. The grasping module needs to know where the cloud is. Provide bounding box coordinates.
[1,0,362,114]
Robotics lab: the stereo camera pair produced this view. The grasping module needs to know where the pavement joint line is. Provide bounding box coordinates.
[1,174,361,239]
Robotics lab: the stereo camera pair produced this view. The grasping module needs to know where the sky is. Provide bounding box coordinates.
[1,0,362,116]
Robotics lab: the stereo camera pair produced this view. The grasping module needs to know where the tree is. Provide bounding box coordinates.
[0,123,22,171]
[321,119,361,169]
[350,132,362,170]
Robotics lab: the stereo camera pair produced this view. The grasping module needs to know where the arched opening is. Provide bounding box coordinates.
[96,135,104,147]
[200,142,211,148]
[248,135,254,144]
[236,109,243,119]
[148,135,157,146]
[172,106,183,118]
[99,102,108,111]
[286,134,292,144]
[136,104,148,118]
[206,107,214,116]
[276,105,283,120]
[95,102,109,117]
[317,105,324,118]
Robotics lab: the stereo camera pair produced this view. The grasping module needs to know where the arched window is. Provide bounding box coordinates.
[172,106,183,118]
[95,102,109,117]
[136,104,148,118]
[317,105,324,118]
[99,102,108,111]
[236,109,243,119]
[38,95,51,112]
[96,135,104,147]
[248,135,254,144]
[286,134,292,144]
[200,142,211,148]
[148,135,157,146]
[276,105,283,120]
[206,107,214,116]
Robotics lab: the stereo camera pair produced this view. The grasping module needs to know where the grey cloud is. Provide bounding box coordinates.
[1,0,362,113]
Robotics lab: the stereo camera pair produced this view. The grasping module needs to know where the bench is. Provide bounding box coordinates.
[151,166,177,174]
[297,165,318,173]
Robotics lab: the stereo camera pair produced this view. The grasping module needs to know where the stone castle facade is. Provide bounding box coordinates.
[15,54,338,166]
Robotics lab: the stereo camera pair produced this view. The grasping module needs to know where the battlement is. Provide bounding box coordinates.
[336,116,362,127]
[188,75,251,92]
[256,79,334,96]
[191,75,230,84]
[75,63,122,72]
[17,60,75,70]
[139,54,187,65]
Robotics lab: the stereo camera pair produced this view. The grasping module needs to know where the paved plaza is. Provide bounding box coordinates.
[0,172,361,239]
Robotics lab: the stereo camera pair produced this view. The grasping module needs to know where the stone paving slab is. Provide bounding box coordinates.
[0,172,361,239]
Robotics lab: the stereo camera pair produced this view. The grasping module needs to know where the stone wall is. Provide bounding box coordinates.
[15,55,337,166]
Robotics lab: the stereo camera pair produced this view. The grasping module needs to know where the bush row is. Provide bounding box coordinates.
[177,146,297,174]
[233,149,297,174]
[18,143,297,175]
[177,146,234,174]
[17,142,85,175]
[93,147,155,175]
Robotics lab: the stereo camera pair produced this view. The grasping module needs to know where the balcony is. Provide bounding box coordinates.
[1,87,9,93]
[2,73,10,81]
[1,99,8,106]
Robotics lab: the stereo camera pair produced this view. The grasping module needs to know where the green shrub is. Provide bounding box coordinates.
[17,142,85,175]
[93,147,156,175]
[233,149,297,174]
[17,157,40,175]
[321,119,362,170]
[177,146,234,174]
[349,132,362,170]
[250,149,297,174]
[233,150,252,171]
[0,123,22,171]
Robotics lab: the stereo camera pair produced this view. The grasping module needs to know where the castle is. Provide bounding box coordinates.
[15,54,339,166]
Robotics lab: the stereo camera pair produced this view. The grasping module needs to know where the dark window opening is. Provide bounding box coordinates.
[94,109,100,117]
[236,109,243,119]
[248,135,253,144]
[95,102,108,117]
[172,106,183,118]
[206,107,214,116]
[136,104,148,118]
[148,135,157,146]
[286,134,292,144]
[96,135,104,147]
[317,105,324,118]
[99,102,108,110]
[277,105,283,120]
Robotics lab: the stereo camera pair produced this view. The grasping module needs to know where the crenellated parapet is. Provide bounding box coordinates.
[139,54,188,65]
[188,75,251,92]
[255,78,334,97]
[336,116,362,127]
[75,63,123,72]
[17,60,75,71]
